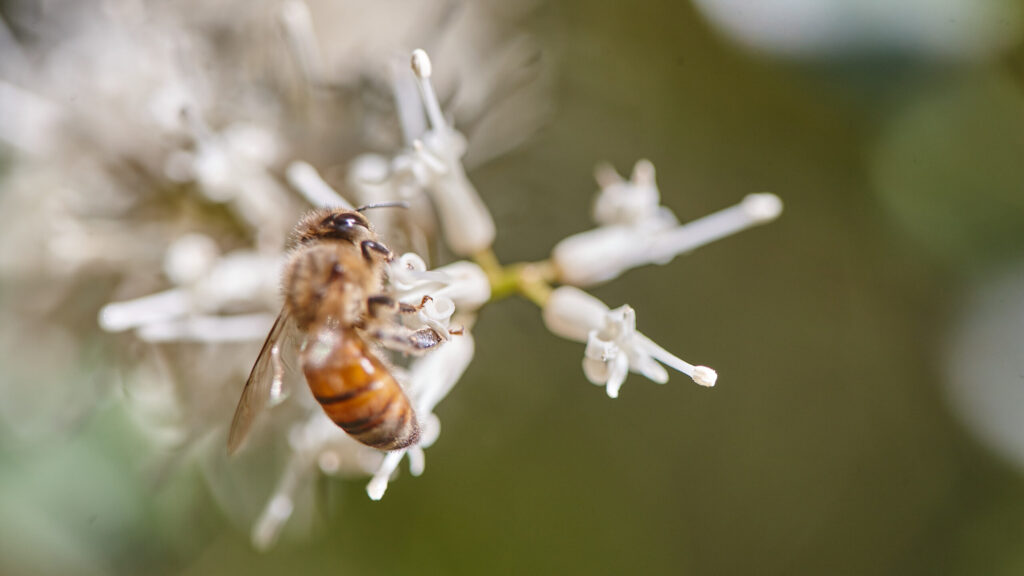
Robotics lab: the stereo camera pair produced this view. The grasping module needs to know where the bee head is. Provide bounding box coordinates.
[294,209,371,244]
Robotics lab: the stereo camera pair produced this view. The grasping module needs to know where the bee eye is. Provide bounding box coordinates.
[321,213,360,230]
[312,212,369,242]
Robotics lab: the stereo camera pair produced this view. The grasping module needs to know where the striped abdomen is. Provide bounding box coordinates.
[301,326,419,451]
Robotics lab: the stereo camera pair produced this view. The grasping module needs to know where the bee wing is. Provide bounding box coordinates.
[227,309,298,455]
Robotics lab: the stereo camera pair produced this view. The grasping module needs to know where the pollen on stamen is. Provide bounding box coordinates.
[411,49,432,78]
[692,366,718,387]
[741,193,784,223]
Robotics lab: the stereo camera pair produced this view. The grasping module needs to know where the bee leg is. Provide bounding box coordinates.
[366,294,432,319]
[366,295,418,320]
[361,240,392,262]
[366,295,396,318]
[371,326,444,355]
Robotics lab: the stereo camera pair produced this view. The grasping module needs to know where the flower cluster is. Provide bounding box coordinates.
[0,1,780,551]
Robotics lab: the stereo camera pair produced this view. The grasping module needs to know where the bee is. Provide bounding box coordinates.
[227,206,445,455]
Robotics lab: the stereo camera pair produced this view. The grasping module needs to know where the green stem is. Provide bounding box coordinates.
[472,250,558,307]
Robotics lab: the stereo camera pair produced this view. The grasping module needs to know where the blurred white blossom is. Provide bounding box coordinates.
[946,263,1024,472]
[691,0,1023,60]
[0,0,550,550]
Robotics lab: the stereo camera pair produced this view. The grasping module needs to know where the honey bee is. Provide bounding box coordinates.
[227,206,445,455]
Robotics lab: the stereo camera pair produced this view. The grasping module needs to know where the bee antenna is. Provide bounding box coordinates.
[356,201,410,212]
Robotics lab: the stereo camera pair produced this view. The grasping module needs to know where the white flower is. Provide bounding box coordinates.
[386,253,489,342]
[592,159,664,227]
[98,234,282,343]
[552,159,783,286]
[405,49,496,256]
[691,0,1021,61]
[543,286,716,397]
[0,80,62,155]
[389,253,491,313]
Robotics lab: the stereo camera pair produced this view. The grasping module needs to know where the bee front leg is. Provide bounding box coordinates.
[361,240,392,262]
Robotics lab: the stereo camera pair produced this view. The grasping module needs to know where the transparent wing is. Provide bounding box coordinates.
[227,309,298,455]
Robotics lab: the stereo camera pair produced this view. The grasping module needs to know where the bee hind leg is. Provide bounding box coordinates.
[370,325,444,355]
[366,294,432,319]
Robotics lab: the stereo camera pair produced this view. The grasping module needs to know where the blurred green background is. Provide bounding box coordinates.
[4,1,1024,575]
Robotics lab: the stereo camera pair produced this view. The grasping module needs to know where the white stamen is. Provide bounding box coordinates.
[383,50,497,255]
[286,161,354,209]
[649,193,783,262]
[410,49,432,78]
[637,334,716,387]
[367,450,405,501]
[410,49,446,133]
[692,366,718,387]
[742,192,784,222]
[391,57,428,144]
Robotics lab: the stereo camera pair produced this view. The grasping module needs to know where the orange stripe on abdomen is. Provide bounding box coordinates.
[302,327,419,451]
